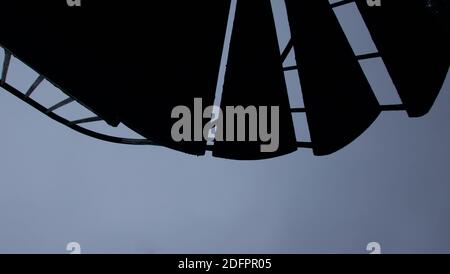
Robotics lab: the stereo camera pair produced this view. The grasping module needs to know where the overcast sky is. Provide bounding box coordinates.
[0,0,449,254]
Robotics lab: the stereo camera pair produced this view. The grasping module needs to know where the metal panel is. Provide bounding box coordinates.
[285,0,381,156]
[356,0,450,117]
[0,0,232,156]
[213,0,297,160]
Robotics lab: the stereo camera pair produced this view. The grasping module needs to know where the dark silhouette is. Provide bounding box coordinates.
[213,1,297,160]
[0,0,448,160]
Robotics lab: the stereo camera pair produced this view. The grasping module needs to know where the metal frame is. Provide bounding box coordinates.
[0,49,157,146]
[279,0,408,150]
[0,1,410,154]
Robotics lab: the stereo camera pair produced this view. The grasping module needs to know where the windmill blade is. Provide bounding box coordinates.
[212,0,297,160]
[285,0,381,156]
[356,0,450,117]
[0,0,232,156]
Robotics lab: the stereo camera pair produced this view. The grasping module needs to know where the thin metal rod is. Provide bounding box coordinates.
[281,39,293,63]
[25,75,45,97]
[291,108,306,113]
[330,0,354,8]
[1,50,12,85]
[283,65,298,72]
[46,97,75,113]
[380,104,407,111]
[71,116,103,125]
[0,81,155,146]
[357,52,381,61]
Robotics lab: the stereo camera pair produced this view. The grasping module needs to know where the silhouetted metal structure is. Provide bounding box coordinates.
[0,0,449,160]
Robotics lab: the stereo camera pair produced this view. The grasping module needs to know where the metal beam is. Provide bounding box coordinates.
[46,97,75,113]
[280,39,293,63]
[71,116,103,125]
[357,52,381,61]
[380,104,407,111]
[330,0,354,9]
[25,75,45,97]
[283,65,298,72]
[0,81,155,146]
[1,50,12,85]
[291,108,306,113]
